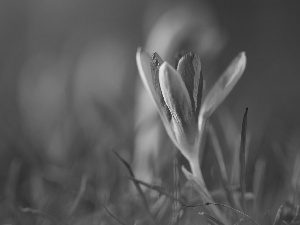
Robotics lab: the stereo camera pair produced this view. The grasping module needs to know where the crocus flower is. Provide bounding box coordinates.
[136,48,246,223]
[136,48,246,168]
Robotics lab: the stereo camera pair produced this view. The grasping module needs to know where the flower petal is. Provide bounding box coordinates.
[177,52,203,117]
[136,48,177,144]
[174,50,187,69]
[199,52,246,123]
[159,62,197,156]
[136,48,171,122]
[150,52,172,121]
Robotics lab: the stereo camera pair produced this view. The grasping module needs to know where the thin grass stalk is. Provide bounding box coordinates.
[291,205,300,224]
[183,202,259,225]
[127,176,185,205]
[172,153,180,224]
[20,207,60,224]
[198,212,226,225]
[239,108,248,210]
[216,108,240,186]
[252,158,266,215]
[104,204,127,225]
[208,124,237,209]
[69,175,87,215]
[112,150,155,224]
[233,218,249,225]
[208,124,228,184]
[273,205,283,225]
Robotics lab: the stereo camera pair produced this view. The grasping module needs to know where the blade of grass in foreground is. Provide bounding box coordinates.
[112,150,155,224]
[172,154,180,223]
[233,218,249,225]
[183,202,259,225]
[199,212,225,225]
[273,205,283,225]
[291,205,300,224]
[104,204,127,225]
[208,124,237,209]
[127,176,185,205]
[208,124,228,185]
[112,150,148,209]
[20,207,59,224]
[252,158,266,214]
[239,108,248,210]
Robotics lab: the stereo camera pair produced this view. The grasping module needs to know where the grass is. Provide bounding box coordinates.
[3,98,300,225]
[0,67,299,225]
[0,97,299,225]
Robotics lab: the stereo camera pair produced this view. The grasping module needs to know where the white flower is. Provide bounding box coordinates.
[136,48,246,164]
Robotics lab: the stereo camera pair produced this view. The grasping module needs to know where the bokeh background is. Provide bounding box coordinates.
[0,0,300,224]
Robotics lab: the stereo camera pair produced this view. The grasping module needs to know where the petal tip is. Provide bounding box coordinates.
[136,47,143,57]
[152,52,164,66]
[178,52,201,66]
[239,51,247,67]
[238,52,247,76]
[158,61,169,76]
[136,47,143,66]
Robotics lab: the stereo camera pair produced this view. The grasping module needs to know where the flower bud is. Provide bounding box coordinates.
[159,62,197,158]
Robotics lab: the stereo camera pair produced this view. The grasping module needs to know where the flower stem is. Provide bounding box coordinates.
[189,158,230,225]
[189,157,212,201]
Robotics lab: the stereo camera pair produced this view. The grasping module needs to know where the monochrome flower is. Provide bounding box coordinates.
[136,48,246,164]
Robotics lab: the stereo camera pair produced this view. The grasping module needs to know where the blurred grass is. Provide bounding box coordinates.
[0,0,300,224]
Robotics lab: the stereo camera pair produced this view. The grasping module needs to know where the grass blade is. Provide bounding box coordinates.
[273,205,283,225]
[199,212,225,225]
[291,204,300,224]
[127,176,185,205]
[208,124,228,184]
[112,149,155,223]
[216,108,240,185]
[233,218,249,225]
[172,154,180,224]
[208,124,237,208]
[183,202,259,225]
[104,204,127,225]
[69,175,87,215]
[20,207,60,224]
[252,158,266,214]
[239,108,248,209]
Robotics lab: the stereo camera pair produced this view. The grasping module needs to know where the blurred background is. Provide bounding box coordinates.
[0,0,300,224]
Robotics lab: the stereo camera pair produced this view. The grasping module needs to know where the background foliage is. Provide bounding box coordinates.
[0,0,300,224]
